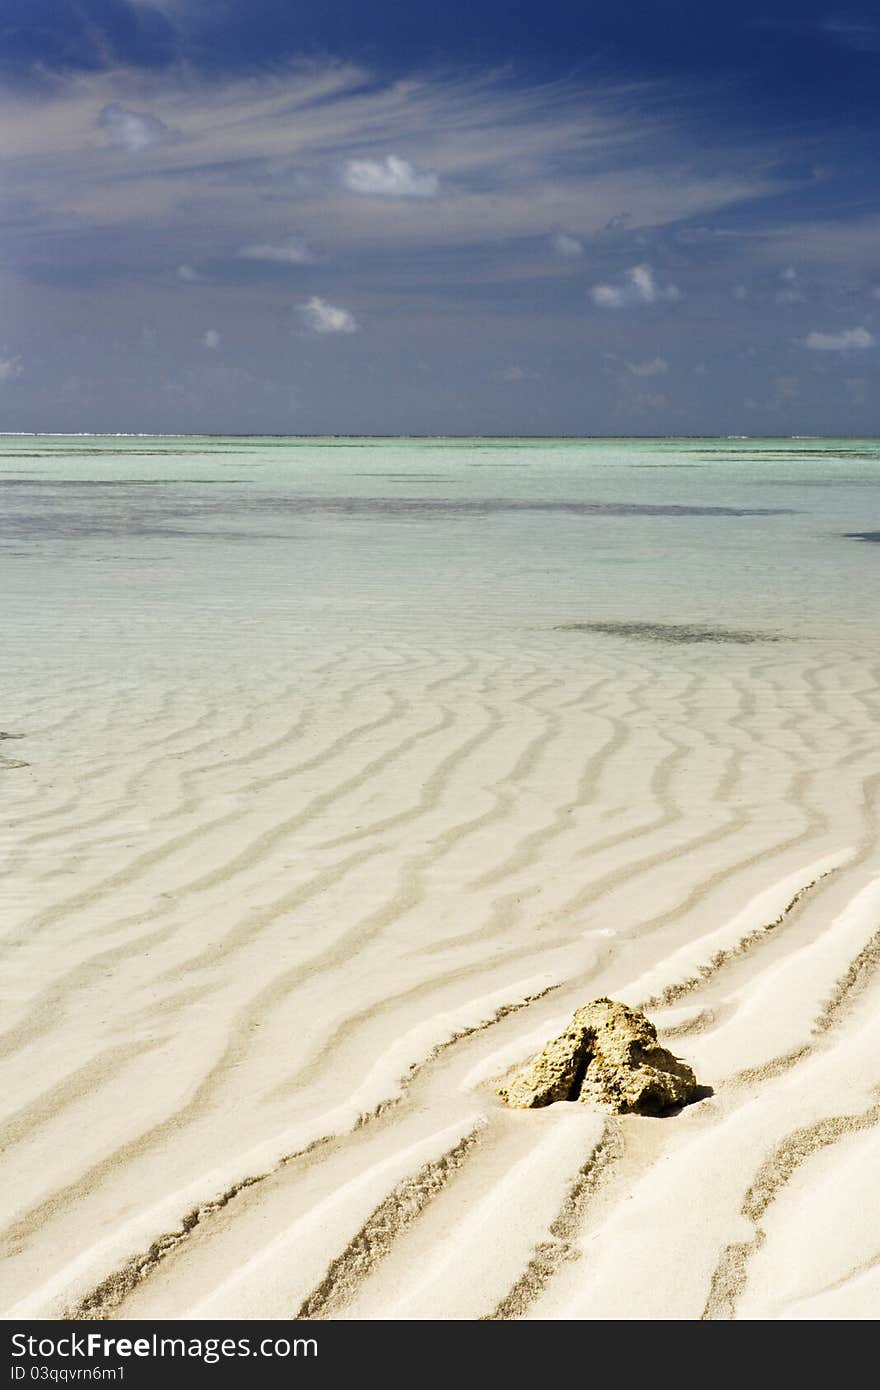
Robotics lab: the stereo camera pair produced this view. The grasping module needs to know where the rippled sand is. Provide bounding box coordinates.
[3,436,880,1321]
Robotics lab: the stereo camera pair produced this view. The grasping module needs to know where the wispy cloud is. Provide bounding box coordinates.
[0,54,862,432]
[752,15,880,51]
[761,215,880,271]
[803,327,874,351]
[97,103,179,153]
[626,356,668,376]
[775,264,804,304]
[0,65,791,268]
[0,355,23,383]
[342,155,439,198]
[298,297,358,334]
[237,236,314,264]
[492,365,539,382]
[591,264,681,309]
[818,18,880,52]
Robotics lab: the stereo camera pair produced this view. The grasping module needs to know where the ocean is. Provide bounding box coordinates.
[4,436,880,666]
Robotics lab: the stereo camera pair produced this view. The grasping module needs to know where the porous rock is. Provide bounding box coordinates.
[496,997,696,1115]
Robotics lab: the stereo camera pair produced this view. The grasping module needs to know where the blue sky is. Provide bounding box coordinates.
[2,1,879,434]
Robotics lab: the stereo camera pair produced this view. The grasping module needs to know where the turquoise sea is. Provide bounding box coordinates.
[3,436,880,672]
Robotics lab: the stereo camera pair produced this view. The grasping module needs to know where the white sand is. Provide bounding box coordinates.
[3,626,880,1322]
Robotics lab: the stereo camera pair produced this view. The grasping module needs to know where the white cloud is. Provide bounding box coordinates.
[776,266,804,303]
[202,329,220,349]
[626,357,669,377]
[591,285,625,308]
[549,232,583,258]
[342,155,439,198]
[97,104,178,153]
[803,327,875,352]
[299,296,358,334]
[493,365,539,382]
[177,264,200,282]
[591,263,681,309]
[237,236,314,264]
[0,355,22,383]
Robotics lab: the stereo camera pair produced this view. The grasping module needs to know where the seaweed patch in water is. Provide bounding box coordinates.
[843,531,880,543]
[557,621,784,645]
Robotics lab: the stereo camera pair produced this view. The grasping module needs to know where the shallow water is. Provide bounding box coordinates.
[2,436,880,676]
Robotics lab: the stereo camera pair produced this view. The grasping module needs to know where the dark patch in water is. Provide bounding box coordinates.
[558,621,784,645]
[843,531,880,542]
[0,487,796,547]
[678,447,880,461]
[0,478,242,486]
[0,450,249,458]
[2,521,291,542]
[753,478,880,488]
[256,496,793,518]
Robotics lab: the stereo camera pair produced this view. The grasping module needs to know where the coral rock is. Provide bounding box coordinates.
[496,997,696,1115]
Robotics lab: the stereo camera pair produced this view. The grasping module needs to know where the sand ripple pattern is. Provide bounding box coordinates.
[2,633,880,1322]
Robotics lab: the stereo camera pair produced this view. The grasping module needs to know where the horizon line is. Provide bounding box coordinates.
[2,432,879,443]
